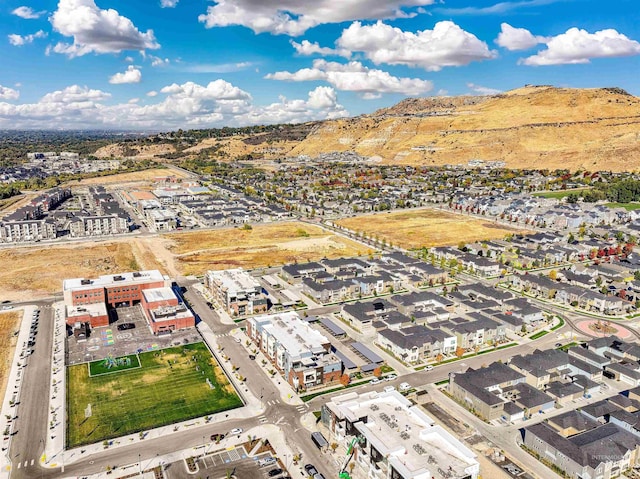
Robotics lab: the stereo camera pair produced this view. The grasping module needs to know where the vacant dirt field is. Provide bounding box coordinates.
[0,311,22,409]
[336,209,523,250]
[164,222,367,275]
[70,168,189,186]
[0,242,140,301]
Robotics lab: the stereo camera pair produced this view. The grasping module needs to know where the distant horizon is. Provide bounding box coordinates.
[2,1,640,129]
[0,82,637,134]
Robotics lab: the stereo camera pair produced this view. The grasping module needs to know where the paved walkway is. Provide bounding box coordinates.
[59,424,299,479]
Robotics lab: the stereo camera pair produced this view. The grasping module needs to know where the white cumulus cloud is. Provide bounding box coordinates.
[337,21,497,71]
[160,0,179,7]
[198,0,436,36]
[12,6,46,19]
[109,66,142,84]
[266,59,433,97]
[496,23,548,50]
[291,40,351,58]
[466,83,501,95]
[50,0,160,57]
[520,27,640,65]
[0,81,349,129]
[0,86,20,101]
[8,30,48,46]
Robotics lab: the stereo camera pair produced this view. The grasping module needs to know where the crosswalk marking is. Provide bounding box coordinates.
[16,462,20,469]
[258,416,268,423]
[30,459,34,466]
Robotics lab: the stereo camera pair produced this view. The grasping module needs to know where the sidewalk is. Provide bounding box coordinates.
[0,305,38,479]
[61,424,300,479]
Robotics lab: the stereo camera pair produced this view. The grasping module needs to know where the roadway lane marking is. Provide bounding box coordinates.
[31,459,34,466]
[16,463,20,469]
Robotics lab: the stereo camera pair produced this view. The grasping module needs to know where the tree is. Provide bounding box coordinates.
[340,374,351,387]
[455,347,465,358]
[373,367,382,378]
[549,270,558,281]
[436,353,444,363]
[330,443,339,453]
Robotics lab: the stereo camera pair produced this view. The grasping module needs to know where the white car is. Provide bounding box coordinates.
[370,378,381,385]
[399,382,411,391]
[230,427,243,435]
[385,374,397,381]
[424,365,434,371]
[234,337,241,343]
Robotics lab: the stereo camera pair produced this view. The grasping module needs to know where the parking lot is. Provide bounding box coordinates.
[165,447,291,479]
[66,305,201,365]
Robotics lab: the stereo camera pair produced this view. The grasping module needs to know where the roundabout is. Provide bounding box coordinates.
[574,319,635,340]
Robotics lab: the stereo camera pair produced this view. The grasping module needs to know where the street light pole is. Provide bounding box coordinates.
[138,453,142,476]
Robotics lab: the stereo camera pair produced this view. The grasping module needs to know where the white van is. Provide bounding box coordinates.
[399,382,411,391]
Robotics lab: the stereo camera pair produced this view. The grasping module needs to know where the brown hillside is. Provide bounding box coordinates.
[289,86,640,171]
[93,86,640,171]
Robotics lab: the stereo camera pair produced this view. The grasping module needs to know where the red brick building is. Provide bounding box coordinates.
[63,270,194,333]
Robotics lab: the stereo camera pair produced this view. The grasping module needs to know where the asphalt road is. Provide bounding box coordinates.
[9,305,55,479]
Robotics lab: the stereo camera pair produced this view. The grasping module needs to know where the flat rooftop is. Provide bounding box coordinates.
[327,391,478,479]
[253,311,329,358]
[142,287,176,303]
[63,270,166,292]
[66,302,107,318]
[208,268,261,294]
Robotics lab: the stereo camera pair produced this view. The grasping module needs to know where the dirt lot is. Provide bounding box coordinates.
[0,241,146,301]
[68,168,189,186]
[336,209,524,250]
[0,311,22,410]
[163,222,368,276]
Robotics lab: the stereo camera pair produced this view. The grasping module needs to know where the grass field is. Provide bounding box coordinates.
[88,354,141,376]
[164,222,367,275]
[335,209,523,250]
[532,188,591,199]
[605,202,640,211]
[66,342,242,447]
[0,311,21,410]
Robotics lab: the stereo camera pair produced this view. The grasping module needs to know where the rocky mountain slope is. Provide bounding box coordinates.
[99,86,640,171]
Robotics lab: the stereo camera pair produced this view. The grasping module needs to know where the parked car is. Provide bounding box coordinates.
[230,427,243,435]
[117,323,135,331]
[234,337,241,343]
[248,354,256,360]
[268,468,283,477]
[304,464,318,476]
[399,382,411,391]
[424,365,434,371]
[385,374,397,381]
[258,457,277,466]
[370,378,381,385]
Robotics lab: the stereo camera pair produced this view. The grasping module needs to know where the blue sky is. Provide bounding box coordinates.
[1,0,639,130]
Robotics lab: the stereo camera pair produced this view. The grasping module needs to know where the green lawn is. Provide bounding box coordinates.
[88,354,141,376]
[532,188,591,199]
[604,202,640,211]
[67,342,242,448]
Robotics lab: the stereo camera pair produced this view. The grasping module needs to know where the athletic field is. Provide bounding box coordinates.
[66,342,242,447]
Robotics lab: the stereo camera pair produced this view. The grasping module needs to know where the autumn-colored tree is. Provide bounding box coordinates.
[340,374,351,387]
[549,270,557,281]
[436,353,444,363]
[455,347,465,358]
[373,367,382,378]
